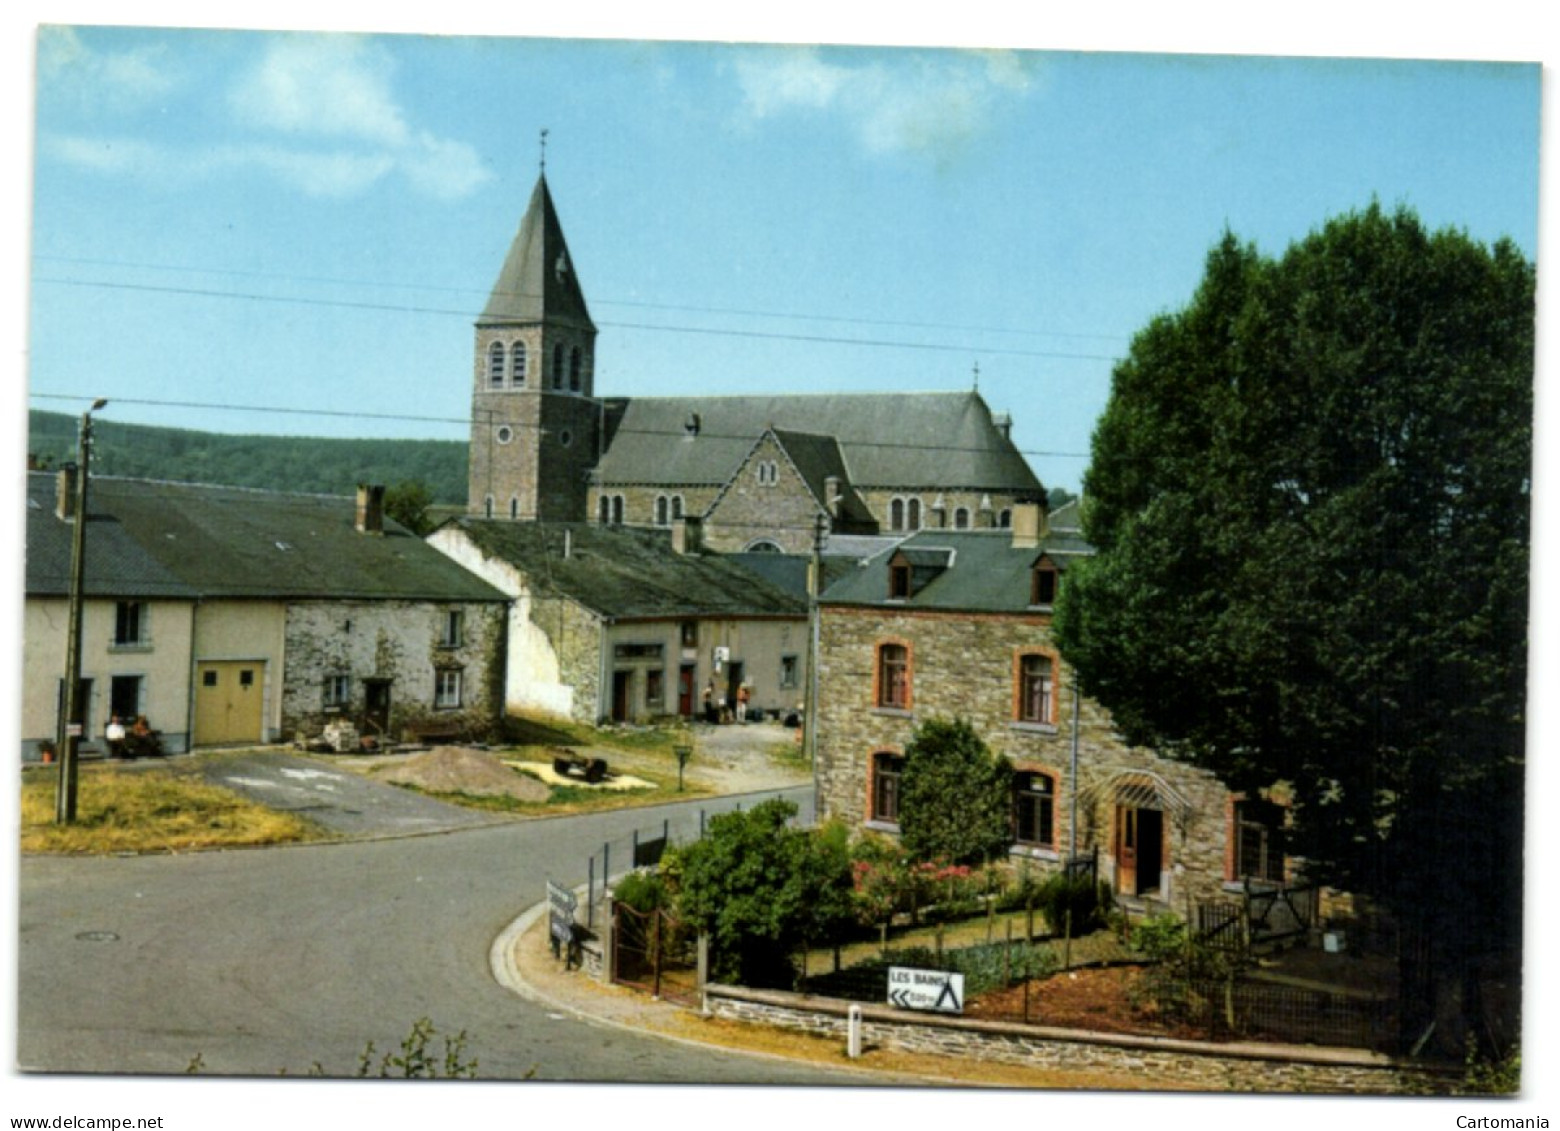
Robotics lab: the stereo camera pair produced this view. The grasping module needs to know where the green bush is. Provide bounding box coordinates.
[863,940,1059,997]
[1034,872,1114,936]
[612,868,669,914]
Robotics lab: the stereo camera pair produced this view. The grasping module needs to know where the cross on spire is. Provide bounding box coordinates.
[972,361,981,392]
[540,128,549,173]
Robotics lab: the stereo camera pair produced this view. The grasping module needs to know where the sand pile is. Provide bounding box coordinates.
[373,746,550,802]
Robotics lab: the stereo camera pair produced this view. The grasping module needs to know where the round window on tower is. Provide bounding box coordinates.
[558,429,573,448]
[495,425,514,445]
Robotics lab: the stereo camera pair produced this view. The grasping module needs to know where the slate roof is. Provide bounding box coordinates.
[443,519,808,620]
[594,391,1042,493]
[25,473,507,603]
[819,528,1094,613]
[25,475,196,600]
[479,174,595,332]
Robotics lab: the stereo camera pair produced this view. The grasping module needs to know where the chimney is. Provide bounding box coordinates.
[56,464,79,521]
[1010,499,1044,549]
[672,515,703,555]
[356,484,386,535]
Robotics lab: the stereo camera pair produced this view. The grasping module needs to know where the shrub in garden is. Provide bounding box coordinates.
[611,868,669,914]
[1034,872,1114,936]
[898,717,1014,866]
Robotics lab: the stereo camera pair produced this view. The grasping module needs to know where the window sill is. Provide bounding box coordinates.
[871,707,914,719]
[863,820,901,835]
[1008,721,1059,736]
[109,642,153,654]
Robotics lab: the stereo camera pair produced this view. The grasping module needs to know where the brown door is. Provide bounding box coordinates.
[678,664,696,717]
[612,671,632,722]
[363,679,392,736]
[1116,806,1164,897]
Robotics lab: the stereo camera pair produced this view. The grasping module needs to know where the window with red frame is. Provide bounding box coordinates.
[877,643,909,709]
[872,752,905,824]
[1018,653,1056,724]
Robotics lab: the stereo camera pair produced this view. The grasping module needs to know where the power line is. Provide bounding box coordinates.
[28,391,1095,461]
[31,275,1125,363]
[33,252,1132,345]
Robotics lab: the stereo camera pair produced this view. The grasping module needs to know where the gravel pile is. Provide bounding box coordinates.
[372,746,550,802]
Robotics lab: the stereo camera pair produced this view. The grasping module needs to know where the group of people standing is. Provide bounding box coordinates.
[701,679,751,725]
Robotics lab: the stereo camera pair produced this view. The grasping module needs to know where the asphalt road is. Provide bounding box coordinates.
[17,783,853,1086]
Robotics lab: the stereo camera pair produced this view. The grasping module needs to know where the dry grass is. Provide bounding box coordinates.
[20,764,328,855]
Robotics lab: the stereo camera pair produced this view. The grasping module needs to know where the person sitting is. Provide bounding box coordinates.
[104,715,127,758]
[125,715,163,758]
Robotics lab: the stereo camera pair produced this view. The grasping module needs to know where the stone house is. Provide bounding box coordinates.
[428,517,810,725]
[465,172,1042,551]
[813,502,1283,911]
[21,473,509,759]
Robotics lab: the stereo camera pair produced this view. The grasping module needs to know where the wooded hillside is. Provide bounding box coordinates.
[27,412,468,502]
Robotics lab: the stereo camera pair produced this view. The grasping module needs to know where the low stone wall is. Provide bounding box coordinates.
[702,984,1456,1094]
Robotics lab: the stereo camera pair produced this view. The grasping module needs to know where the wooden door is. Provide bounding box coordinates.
[1116,805,1164,897]
[678,664,696,717]
[1116,805,1139,895]
[612,671,632,722]
[193,661,264,746]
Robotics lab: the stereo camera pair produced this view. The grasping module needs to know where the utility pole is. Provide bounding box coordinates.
[805,513,826,813]
[56,399,107,824]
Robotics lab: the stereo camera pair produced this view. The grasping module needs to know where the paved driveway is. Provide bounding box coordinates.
[196,749,508,838]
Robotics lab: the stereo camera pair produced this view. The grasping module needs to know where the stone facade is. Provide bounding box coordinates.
[855,488,1030,534]
[586,484,721,532]
[701,986,1453,1094]
[281,598,505,741]
[815,603,1234,910]
[700,432,828,553]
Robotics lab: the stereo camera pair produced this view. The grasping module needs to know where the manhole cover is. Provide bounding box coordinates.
[75,930,120,943]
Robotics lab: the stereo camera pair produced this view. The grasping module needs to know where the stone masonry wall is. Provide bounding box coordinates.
[282,599,505,741]
[815,604,1232,909]
[701,433,826,554]
[702,986,1452,1095]
[529,594,605,725]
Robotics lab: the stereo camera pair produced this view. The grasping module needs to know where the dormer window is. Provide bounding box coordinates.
[890,562,911,599]
[1031,561,1059,607]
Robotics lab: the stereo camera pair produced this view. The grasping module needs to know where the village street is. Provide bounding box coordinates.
[16,778,855,1085]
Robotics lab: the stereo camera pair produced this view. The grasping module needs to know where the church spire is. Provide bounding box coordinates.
[479,171,594,331]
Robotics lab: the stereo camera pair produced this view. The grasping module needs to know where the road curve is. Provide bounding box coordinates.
[18,785,861,1085]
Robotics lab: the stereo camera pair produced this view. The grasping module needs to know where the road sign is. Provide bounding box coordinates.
[547,880,577,944]
[886,966,964,1014]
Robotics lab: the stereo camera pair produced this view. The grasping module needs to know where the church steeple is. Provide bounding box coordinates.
[468,165,601,521]
[479,173,595,335]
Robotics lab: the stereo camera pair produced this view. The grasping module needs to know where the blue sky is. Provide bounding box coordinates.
[6,6,1556,1130]
[22,23,1540,494]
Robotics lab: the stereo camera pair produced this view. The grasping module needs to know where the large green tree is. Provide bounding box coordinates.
[898,717,1015,866]
[1054,204,1531,1053]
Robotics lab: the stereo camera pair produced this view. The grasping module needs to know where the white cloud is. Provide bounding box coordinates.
[733,47,1038,159]
[37,26,179,112]
[228,35,411,147]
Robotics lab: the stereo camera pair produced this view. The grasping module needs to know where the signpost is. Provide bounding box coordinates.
[547,879,577,959]
[886,966,965,1014]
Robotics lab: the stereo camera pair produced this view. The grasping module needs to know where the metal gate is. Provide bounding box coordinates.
[611,903,700,1007]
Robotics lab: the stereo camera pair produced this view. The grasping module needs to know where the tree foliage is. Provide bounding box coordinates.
[668,799,855,987]
[1054,205,1531,1041]
[385,480,436,535]
[897,717,1015,866]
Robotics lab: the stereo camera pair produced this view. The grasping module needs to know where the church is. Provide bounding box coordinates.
[466,173,1045,554]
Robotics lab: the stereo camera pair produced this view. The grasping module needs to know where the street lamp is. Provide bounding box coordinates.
[56,398,108,824]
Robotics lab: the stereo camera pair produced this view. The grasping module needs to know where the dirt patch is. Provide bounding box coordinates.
[969,964,1207,1040]
[371,746,550,802]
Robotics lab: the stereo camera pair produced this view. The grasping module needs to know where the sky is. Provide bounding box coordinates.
[20,18,1541,494]
[5,5,1556,1131]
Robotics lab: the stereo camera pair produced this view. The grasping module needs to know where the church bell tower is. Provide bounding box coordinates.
[468,159,600,521]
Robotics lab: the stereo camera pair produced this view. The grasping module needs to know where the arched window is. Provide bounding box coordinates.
[511,342,527,387]
[889,498,905,531]
[488,342,506,387]
[871,751,906,825]
[598,495,610,524]
[907,498,922,530]
[569,347,582,392]
[552,344,565,389]
[745,539,783,553]
[1013,771,1057,848]
[655,495,669,526]
[670,495,684,521]
[998,508,1012,529]
[483,495,494,519]
[509,497,519,520]
[876,642,910,710]
[954,506,971,529]
[610,495,624,525]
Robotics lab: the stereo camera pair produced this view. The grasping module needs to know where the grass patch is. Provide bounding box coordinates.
[20,764,328,855]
